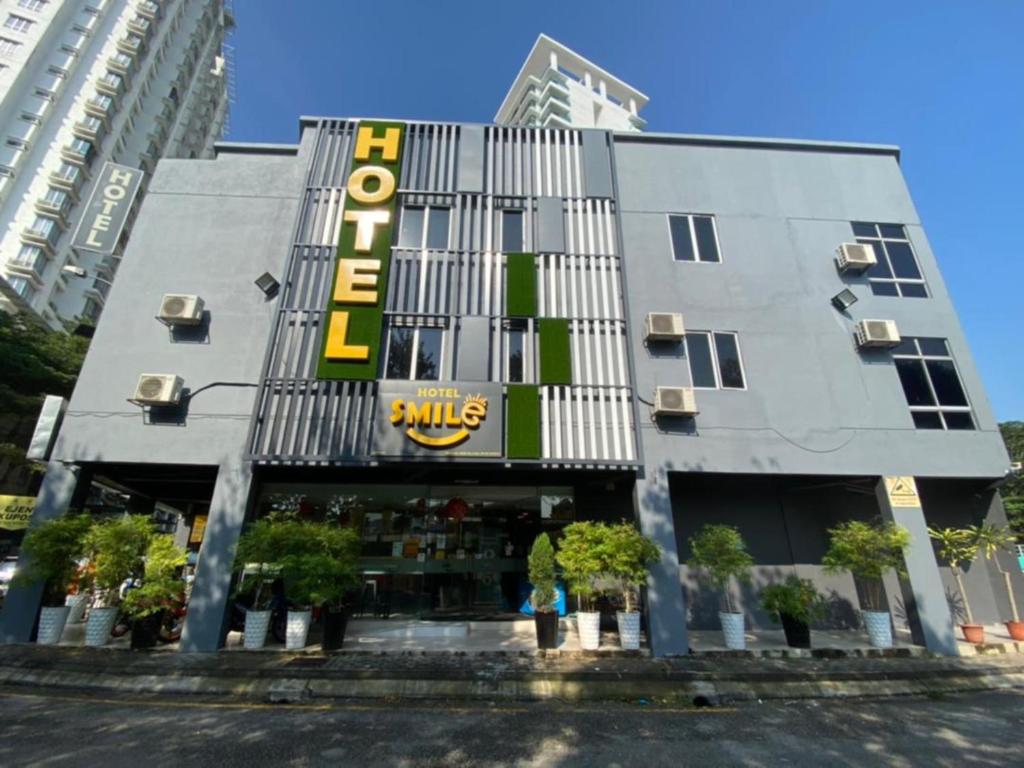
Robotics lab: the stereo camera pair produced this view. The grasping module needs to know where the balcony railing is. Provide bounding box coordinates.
[127,16,151,37]
[84,97,113,121]
[73,118,104,142]
[136,1,160,20]
[96,74,123,97]
[116,35,143,56]
[107,52,133,75]
[48,165,82,190]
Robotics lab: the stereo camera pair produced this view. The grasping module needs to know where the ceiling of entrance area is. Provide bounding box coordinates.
[87,463,218,505]
[258,483,574,513]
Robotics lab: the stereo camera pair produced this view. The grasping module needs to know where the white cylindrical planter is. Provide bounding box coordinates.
[37,606,70,645]
[862,610,893,649]
[719,611,746,650]
[577,611,601,650]
[85,606,119,647]
[616,611,641,650]
[285,609,312,650]
[244,609,271,650]
[65,594,88,624]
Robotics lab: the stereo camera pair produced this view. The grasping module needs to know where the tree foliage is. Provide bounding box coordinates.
[760,575,827,625]
[528,533,557,613]
[687,524,753,613]
[822,520,910,612]
[13,514,93,606]
[999,422,1024,537]
[555,521,610,610]
[84,515,154,604]
[604,522,660,613]
[122,534,188,619]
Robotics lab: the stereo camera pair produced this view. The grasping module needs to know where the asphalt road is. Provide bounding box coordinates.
[0,687,1021,767]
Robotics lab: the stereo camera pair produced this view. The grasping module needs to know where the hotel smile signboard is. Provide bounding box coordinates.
[372,382,504,459]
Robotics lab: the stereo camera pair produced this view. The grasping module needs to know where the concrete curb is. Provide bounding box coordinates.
[1,646,1023,704]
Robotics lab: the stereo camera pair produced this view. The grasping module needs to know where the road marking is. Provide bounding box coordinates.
[0,689,737,714]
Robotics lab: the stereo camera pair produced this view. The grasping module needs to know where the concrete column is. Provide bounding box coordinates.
[548,50,558,70]
[0,461,82,644]
[875,477,958,655]
[634,471,688,655]
[179,457,253,653]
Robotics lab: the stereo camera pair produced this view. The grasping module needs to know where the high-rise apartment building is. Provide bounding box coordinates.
[495,34,647,131]
[0,0,232,329]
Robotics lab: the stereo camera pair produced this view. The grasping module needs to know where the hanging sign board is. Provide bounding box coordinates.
[0,496,36,530]
[71,162,144,254]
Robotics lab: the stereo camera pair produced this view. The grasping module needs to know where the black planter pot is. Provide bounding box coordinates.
[321,608,348,652]
[780,613,811,649]
[534,610,558,649]
[130,610,165,650]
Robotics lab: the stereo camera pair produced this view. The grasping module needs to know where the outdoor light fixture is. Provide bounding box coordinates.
[254,272,280,297]
[831,288,859,311]
[62,265,89,279]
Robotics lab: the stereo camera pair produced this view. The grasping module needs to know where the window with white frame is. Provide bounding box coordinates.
[17,0,48,12]
[383,322,445,381]
[397,205,451,250]
[685,331,745,389]
[853,222,927,298]
[5,15,34,33]
[892,337,973,430]
[7,276,36,300]
[12,244,46,273]
[669,214,721,263]
[0,37,21,55]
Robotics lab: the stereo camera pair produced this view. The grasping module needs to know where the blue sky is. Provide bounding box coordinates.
[227,0,1024,421]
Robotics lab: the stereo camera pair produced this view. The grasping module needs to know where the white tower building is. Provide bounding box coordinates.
[495,34,648,132]
[0,0,233,329]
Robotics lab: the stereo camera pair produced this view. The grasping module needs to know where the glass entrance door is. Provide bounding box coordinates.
[256,483,574,619]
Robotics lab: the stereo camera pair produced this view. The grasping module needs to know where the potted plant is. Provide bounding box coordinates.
[556,521,609,650]
[233,517,284,650]
[760,575,826,649]
[928,526,984,643]
[973,524,1024,640]
[13,514,93,645]
[121,534,187,649]
[307,524,361,652]
[83,515,154,646]
[823,519,910,648]
[528,533,559,650]
[604,522,660,650]
[687,524,754,650]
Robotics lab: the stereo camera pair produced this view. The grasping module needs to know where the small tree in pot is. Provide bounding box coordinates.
[83,515,153,647]
[13,514,93,645]
[823,519,910,649]
[929,525,986,644]
[121,535,187,649]
[687,524,753,650]
[760,575,826,649]
[233,518,284,650]
[556,521,609,651]
[306,524,361,652]
[973,525,1024,641]
[528,533,559,650]
[604,522,660,650]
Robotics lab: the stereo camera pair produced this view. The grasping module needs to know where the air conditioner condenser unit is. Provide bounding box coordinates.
[644,312,685,342]
[158,294,204,325]
[132,374,184,405]
[653,386,697,416]
[855,319,901,349]
[835,243,877,273]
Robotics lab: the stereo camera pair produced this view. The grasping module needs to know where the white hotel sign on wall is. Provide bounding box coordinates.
[71,162,144,254]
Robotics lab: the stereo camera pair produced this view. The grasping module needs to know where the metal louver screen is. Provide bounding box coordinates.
[138,378,165,399]
[162,297,186,316]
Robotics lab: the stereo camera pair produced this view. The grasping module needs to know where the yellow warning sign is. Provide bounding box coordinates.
[884,476,920,508]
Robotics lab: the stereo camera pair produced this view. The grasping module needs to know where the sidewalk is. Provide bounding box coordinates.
[2,642,1023,705]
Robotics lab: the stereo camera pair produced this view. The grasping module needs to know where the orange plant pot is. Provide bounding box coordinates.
[960,624,985,644]
[1005,621,1024,641]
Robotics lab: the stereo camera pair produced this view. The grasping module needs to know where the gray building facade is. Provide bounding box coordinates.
[0,118,1016,657]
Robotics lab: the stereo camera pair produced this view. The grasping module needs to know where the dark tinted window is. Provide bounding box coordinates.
[899,283,928,298]
[416,328,442,381]
[926,360,968,407]
[686,333,716,388]
[398,207,424,248]
[694,216,720,263]
[871,282,899,297]
[851,222,877,238]
[895,359,935,406]
[885,242,921,279]
[916,338,948,356]
[669,215,695,261]
[943,412,975,430]
[878,224,906,239]
[912,411,943,429]
[385,328,414,379]
[865,242,892,278]
[714,333,744,388]
[426,207,450,250]
[502,210,523,252]
[507,327,524,383]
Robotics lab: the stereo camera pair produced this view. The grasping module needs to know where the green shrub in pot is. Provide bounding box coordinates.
[121,535,187,648]
[760,575,825,648]
[687,524,753,650]
[528,533,559,649]
[604,522,660,650]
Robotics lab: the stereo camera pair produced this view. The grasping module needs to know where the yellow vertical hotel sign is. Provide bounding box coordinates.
[317,121,405,380]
